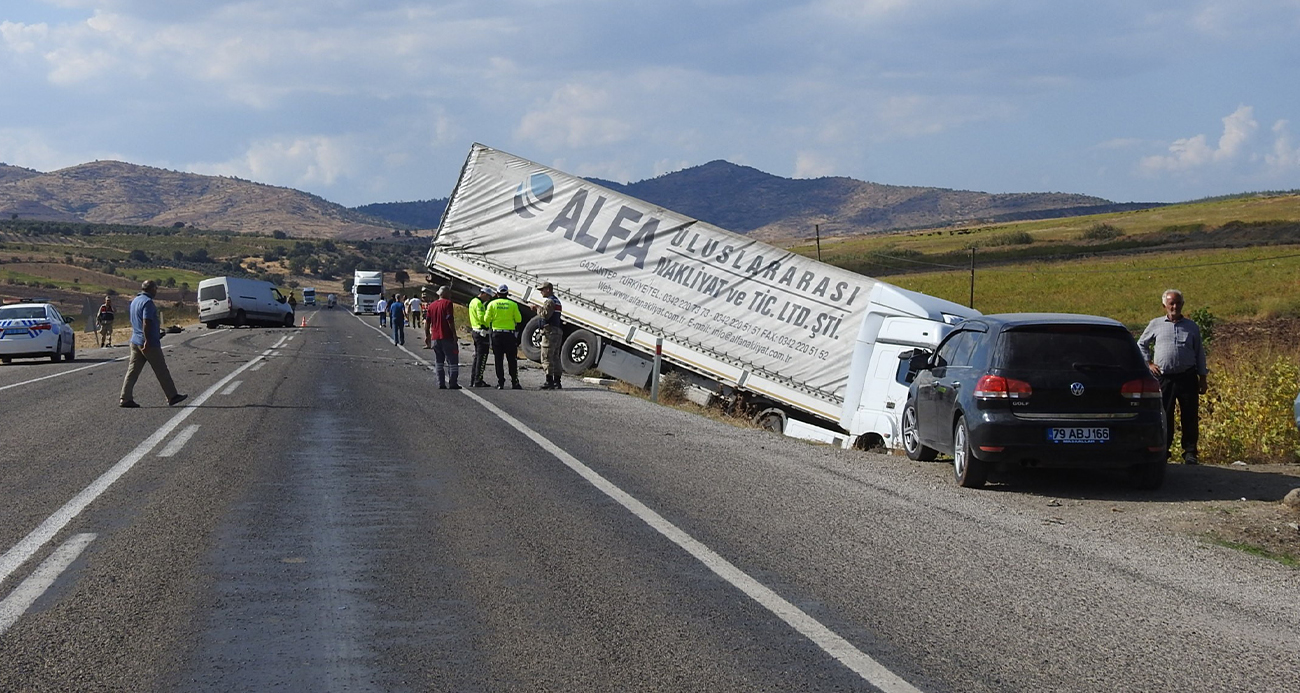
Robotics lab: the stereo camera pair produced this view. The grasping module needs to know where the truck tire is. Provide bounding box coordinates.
[902,400,938,461]
[754,407,786,434]
[561,329,598,374]
[520,316,545,362]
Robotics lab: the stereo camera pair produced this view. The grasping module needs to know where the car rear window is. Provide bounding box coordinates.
[996,325,1144,371]
[0,306,47,320]
[199,284,227,301]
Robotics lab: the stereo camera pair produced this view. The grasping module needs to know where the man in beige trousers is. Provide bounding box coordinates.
[120,280,186,408]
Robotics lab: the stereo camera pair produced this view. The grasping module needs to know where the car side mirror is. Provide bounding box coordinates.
[898,348,933,382]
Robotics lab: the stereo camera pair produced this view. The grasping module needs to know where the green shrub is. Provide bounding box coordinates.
[1197,348,1300,463]
[1080,223,1124,240]
[979,230,1034,247]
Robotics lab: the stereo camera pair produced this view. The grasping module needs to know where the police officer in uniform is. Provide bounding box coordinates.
[467,286,493,387]
[536,281,564,389]
[484,284,523,389]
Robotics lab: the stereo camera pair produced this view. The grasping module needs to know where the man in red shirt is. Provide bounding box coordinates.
[425,286,460,389]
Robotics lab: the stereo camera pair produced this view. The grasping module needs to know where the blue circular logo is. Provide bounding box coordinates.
[513,173,554,218]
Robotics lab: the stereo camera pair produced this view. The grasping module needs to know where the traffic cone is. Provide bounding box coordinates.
[300,316,307,327]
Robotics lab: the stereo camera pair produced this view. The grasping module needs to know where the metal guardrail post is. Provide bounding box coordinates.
[651,337,663,402]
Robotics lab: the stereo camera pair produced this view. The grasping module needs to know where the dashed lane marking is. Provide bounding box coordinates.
[0,533,97,636]
[157,425,200,458]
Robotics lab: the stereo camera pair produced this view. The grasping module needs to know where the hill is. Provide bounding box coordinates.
[353,199,448,229]
[0,161,399,240]
[587,161,1155,242]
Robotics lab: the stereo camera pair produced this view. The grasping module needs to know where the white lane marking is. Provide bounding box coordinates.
[287,335,295,341]
[249,362,265,371]
[0,350,269,586]
[349,310,921,692]
[157,424,200,458]
[0,533,97,636]
[0,343,174,394]
[220,380,243,396]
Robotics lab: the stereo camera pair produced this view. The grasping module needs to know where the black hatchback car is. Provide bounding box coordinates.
[901,313,1167,489]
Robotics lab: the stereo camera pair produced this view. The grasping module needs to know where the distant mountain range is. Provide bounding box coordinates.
[1,158,1159,243]
[0,161,399,239]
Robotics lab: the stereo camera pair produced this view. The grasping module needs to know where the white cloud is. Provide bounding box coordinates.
[1140,105,1258,172]
[794,151,839,178]
[1264,120,1300,172]
[514,84,633,150]
[189,135,358,189]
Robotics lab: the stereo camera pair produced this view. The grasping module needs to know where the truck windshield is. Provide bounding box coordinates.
[356,285,382,295]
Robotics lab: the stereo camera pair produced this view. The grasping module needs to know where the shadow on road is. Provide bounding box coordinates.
[984,463,1300,503]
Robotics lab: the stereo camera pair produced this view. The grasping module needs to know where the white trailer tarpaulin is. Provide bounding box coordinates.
[433,144,879,402]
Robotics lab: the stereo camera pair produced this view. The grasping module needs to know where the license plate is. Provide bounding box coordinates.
[3,327,29,336]
[1048,427,1110,443]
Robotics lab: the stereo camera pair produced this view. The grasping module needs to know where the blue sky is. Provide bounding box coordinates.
[2,1,1299,207]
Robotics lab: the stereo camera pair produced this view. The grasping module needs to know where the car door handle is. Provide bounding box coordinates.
[950,381,962,388]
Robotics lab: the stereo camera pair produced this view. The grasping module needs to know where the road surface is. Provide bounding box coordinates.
[1,306,1296,691]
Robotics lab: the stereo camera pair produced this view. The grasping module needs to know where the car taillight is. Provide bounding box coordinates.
[1121,377,1162,399]
[30,322,52,331]
[975,374,1032,399]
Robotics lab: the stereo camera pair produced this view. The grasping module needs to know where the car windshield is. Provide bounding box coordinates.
[356,285,382,295]
[997,325,1144,371]
[0,306,47,320]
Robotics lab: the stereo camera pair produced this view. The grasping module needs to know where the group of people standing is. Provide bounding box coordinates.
[383,281,565,392]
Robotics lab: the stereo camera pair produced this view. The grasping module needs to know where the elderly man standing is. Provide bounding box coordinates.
[120,280,186,408]
[1138,289,1208,465]
[426,286,460,389]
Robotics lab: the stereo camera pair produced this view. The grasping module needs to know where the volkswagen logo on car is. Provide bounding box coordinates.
[513,172,554,219]
[1071,382,1086,396]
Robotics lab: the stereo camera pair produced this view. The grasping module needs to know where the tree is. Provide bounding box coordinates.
[272,230,287,239]
[342,277,354,292]
[395,269,409,289]
[129,249,150,262]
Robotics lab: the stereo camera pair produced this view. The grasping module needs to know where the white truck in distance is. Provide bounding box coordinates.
[352,271,383,314]
[426,144,978,450]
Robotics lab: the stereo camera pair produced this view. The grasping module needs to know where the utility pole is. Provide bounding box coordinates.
[815,224,822,261]
[969,247,976,309]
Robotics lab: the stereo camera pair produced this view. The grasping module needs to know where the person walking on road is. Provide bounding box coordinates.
[119,280,186,408]
[426,286,461,389]
[407,294,422,332]
[536,281,564,390]
[1138,289,1209,465]
[96,295,116,347]
[377,296,388,327]
[484,284,522,389]
[467,285,493,386]
[389,294,406,346]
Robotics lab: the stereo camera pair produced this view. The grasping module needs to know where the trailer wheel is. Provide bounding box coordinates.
[853,434,886,452]
[754,407,786,434]
[561,329,598,374]
[520,316,545,362]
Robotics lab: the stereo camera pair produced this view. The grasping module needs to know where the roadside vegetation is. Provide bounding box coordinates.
[787,193,1300,466]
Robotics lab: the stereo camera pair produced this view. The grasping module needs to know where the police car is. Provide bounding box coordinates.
[0,302,76,363]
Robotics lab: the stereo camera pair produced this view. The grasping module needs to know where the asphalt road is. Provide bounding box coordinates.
[1,306,1297,692]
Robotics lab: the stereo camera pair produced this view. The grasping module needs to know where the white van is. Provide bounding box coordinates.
[198,277,296,328]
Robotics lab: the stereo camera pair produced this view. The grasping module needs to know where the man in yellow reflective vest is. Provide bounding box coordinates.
[467,285,493,387]
[484,284,523,389]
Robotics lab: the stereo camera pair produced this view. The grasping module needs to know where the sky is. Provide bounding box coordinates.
[2,1,1299,208]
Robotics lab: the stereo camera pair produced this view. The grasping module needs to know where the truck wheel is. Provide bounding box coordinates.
[902,400,938,461]
[561,329,598,374]
[853,434,886,452]
[754,407,786,433]
[952,417,988,488]
[520,316,545,362]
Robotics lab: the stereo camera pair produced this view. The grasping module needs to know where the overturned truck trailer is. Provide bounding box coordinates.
[426,143,977,450]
